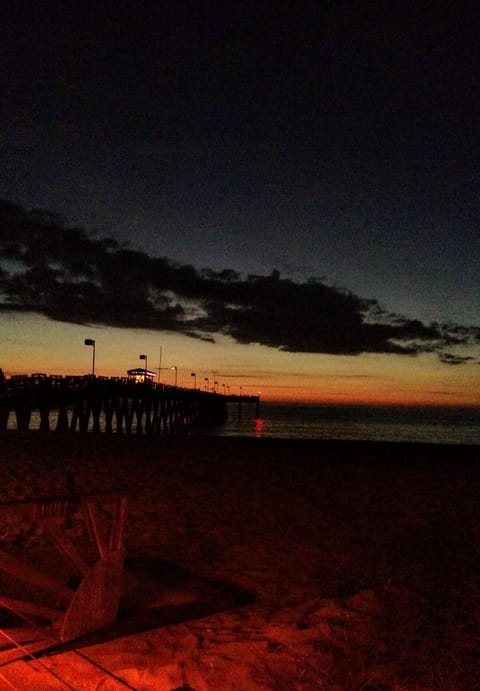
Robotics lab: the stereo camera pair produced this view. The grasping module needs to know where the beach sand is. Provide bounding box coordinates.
[0,433,479,689]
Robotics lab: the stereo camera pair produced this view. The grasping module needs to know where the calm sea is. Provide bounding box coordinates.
[213,402,480,446]
[6,401,480,445]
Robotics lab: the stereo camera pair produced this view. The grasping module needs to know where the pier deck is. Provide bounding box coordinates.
[0,374,259,433]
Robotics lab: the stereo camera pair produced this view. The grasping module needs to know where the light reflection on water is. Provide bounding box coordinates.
[254,417,264,438]
[215,402,480,445]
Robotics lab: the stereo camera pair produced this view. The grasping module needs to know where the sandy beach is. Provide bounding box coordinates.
[0,433,479,690]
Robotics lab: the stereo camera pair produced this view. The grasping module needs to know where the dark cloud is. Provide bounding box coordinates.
[0,201,477,361]
[439,353,475,366]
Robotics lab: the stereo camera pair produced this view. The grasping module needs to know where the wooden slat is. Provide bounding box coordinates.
[60,548,125,642]
[0,492,125,518]
[0,627,54,649]
[31,499,69,520]
[82,499,107,559]
[0,636,58,665]
[0,595,63,622]
[0,551,73,604]
[0,498,73,519]
[109,496,128,551]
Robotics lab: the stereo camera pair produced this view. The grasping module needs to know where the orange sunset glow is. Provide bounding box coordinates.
[2,312,479,408]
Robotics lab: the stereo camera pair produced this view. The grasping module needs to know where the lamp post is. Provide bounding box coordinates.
[157,345,163,383]
[191,372,196,389]
[204,377,209,391]
[171,365,178,387]
[139,354,147,381]
[84,339,96,376]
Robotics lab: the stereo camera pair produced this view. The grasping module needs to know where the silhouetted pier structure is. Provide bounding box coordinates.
[225,394,261,420]
[0,374,260,434]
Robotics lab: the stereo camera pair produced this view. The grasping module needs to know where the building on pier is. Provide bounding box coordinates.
[126,367,156,383]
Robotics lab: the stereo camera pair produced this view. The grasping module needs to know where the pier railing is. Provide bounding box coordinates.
[0,374,259,434]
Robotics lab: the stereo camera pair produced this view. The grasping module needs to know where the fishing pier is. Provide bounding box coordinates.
[0,374,260,434]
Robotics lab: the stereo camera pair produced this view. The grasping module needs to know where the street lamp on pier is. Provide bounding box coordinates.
[84,339,96,376]
[204,377,209,391]
[191,372,196,389]
[171,365,178,387]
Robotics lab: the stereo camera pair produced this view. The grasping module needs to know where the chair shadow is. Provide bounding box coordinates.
[60,554,255,650]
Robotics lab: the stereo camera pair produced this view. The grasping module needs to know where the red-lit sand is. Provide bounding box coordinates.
[0,433,479,689]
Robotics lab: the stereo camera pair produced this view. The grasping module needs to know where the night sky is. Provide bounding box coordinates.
[1,3,479,404]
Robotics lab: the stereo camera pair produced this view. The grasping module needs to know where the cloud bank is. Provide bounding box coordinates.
[1,201,478,361]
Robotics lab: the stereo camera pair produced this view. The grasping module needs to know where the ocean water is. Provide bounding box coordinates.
[214,401,480,445]
[5,401,480,445]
